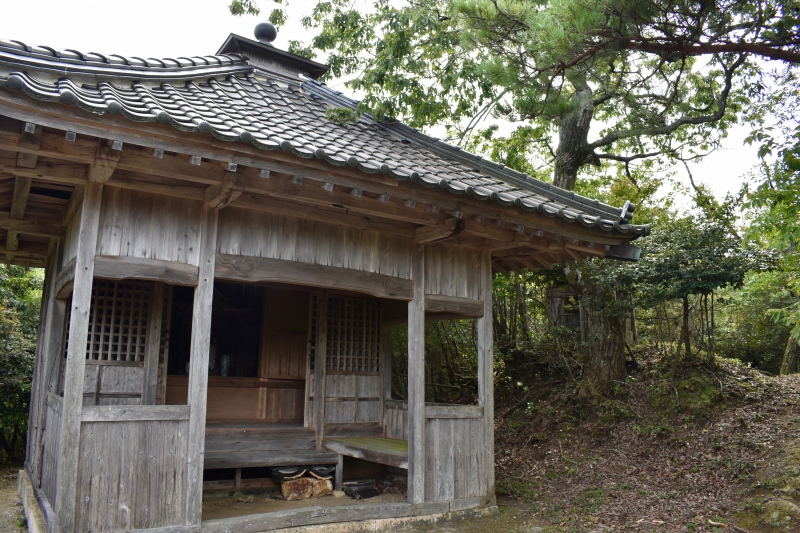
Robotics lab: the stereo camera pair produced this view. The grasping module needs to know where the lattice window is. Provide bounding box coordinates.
[326,296,380,373]
[84,280,152,361]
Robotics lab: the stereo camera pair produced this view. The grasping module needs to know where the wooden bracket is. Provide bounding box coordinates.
[204,171,243,209]
[88,140,121,183]
[413,217,466,245]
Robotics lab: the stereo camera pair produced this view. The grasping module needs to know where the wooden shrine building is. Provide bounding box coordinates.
[1,24,649,533]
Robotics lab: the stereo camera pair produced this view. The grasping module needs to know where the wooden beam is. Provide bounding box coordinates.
[141,282,165,405]
[81,405,189,422]
[87,140,121,183]
[477,250,494,501]
[93,255,199,286]
[424,294,484,318]
[413,217,465,245]
[0,129,96,164]
[56,182,103,533]
[60,184,85,227]
[0,212,65,238]
[215,253,415,300]
[314,291,328,450]
[1,160,87,185]
[204,171,242,209]
[185,206,218,525]
[15,123,42,169]
[407,245,425,504]
[7,175,33,251]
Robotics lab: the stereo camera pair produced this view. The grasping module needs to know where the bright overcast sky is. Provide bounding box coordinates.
[1,0,762,206]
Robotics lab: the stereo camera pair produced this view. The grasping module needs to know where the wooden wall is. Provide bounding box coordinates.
[424,417,486,503]
[324,374,381,424]
[82,361,143,406]
[424,243,482,300]
[62,202,81,268]
[73,418,189,532]
[40,394,62,510]
[383,401,487,503]
[217,208,413,279]
[95,187,202,266]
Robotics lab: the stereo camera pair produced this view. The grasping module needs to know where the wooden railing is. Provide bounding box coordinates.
[383,400,487,504]
[73,405,191,532]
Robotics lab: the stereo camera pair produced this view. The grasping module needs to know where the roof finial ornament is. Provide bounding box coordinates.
[254,22,277,46]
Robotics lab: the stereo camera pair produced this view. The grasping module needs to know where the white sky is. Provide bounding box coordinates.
[0,0,762,206]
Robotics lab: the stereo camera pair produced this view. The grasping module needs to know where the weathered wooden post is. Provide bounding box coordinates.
[185,206,219,525]
[478,250,494,499]
[407,245,426,503]
[55,182,103,533]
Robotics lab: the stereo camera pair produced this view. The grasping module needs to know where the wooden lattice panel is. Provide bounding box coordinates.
[85,280,152,361]
[326,296,380,373]
[308,293,319,372]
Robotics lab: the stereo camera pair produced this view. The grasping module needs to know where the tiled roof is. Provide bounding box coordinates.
[0,39,650,238]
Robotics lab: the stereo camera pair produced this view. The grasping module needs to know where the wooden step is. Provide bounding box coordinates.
[204,450,339,470]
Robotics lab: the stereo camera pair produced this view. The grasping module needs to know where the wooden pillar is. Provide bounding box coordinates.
[185,206,218,525]
[313,290,328,449]
[25,238,58,484]
[407,245,425,504]
[55,182,103,533]
[141,282,165,405]
[380,320,392,434]
[477,250,494,498]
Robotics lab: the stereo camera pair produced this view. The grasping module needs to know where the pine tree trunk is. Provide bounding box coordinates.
[780,335,799,375]
[553,74,594,190]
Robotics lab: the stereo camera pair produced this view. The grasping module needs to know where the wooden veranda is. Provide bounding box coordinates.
[1,24,649,533]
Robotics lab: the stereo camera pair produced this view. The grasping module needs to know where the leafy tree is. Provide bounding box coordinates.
[0,265,42,463]
[620,218,773,371]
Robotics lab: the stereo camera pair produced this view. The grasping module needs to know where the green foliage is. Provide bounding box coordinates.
[325,106,358,127]
[623,218,774,308]
[0,265,42,463]
[228,0,260,16]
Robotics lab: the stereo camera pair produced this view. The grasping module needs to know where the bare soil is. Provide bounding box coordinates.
[0,465,26,533]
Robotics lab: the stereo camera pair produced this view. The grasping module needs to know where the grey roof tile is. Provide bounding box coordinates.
[0,37,651,238]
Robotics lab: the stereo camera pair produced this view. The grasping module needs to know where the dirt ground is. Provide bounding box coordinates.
[0,466,26,533]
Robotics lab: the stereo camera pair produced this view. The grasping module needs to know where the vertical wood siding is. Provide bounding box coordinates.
[40,395,62,510]
[62,202,81,268]
[424,243,482,299]
[383,401,487,502]
[424,417,486,502]
[324,374,381,424]
[95,187,202,266]
[217,208,413,278]
[73,419,188,532]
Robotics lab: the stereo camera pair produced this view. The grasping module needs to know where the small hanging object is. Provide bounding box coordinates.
[24,122,36,133]
[227,162,238,172]
[153,148,164,158]
[473,214,484,223]
[404,199,416,208]
[350,188,362,197]
[512,224,524,233]
[494,219,505,228]
[260,168,271,179]
[378,194,390,203]
[190,155,202,165]
[428,205,440,213]
[111,140,123,151]
[451,210,463,219]
[290,175,303,185]
[570,238,580,245]
[533,229,544,237]
[553,234,562,242]
[65,131,77,142]
[220,354,230,377]
[322,182,334,192]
